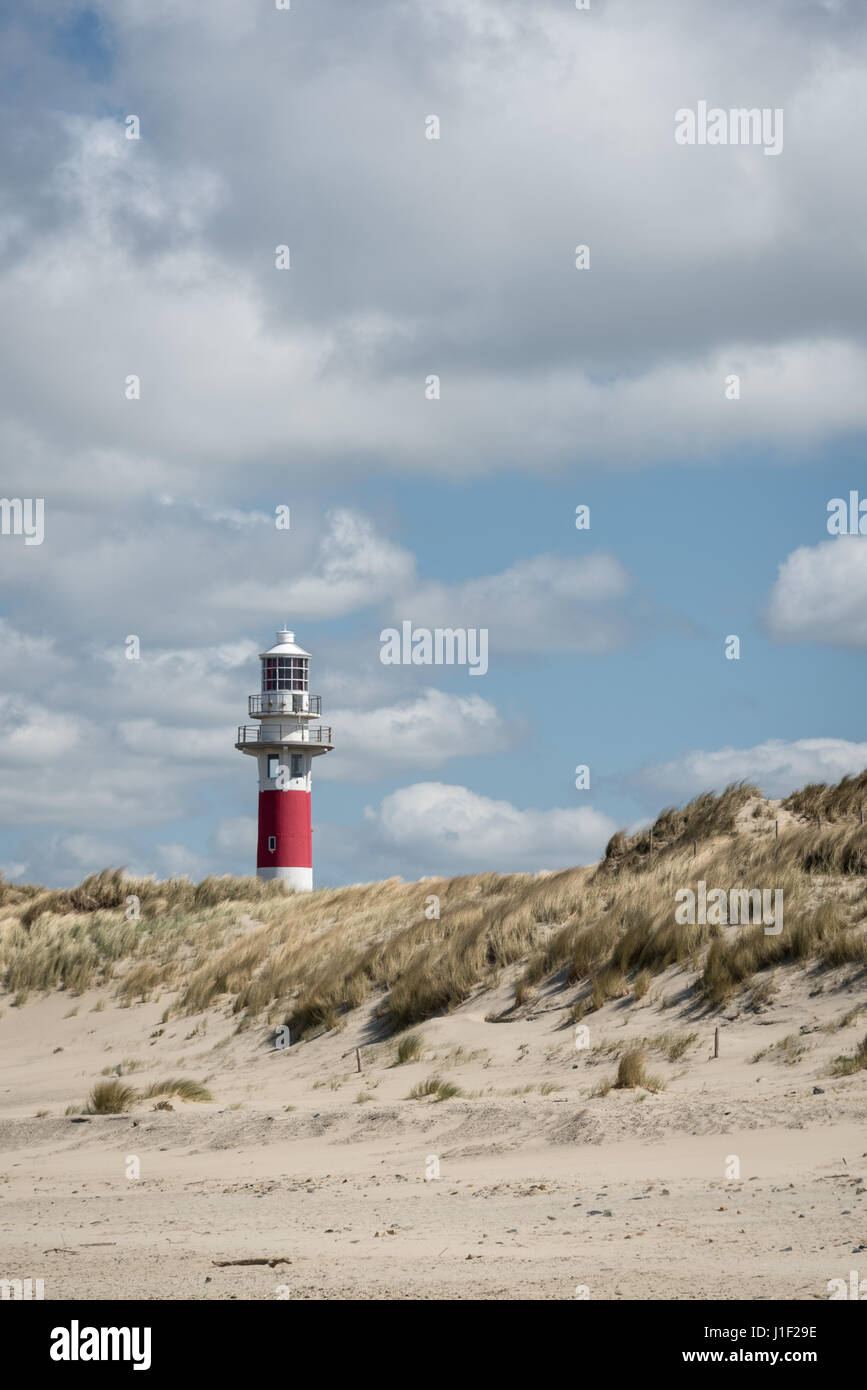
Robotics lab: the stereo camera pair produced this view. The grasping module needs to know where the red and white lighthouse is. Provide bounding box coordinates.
[235,628,334,891]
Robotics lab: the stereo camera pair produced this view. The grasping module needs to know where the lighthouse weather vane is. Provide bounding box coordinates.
[235,628,334,891]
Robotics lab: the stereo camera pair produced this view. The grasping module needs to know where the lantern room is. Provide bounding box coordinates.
[256,628,312,715]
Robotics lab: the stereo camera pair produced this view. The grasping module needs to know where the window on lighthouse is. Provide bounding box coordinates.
[267,835,277,853]
[262,657,308,692]
[267,754,279,780]
[291,754,303,779]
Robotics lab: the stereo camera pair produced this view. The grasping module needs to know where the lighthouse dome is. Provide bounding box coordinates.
[259,628,311,659]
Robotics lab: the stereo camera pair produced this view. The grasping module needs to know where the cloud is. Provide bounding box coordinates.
[152,842,212,878]
[2,2,867,506]
[632,737,867,802]
[214,510,418,620]
[117,720,227,761]
[395,552,637,654]
[319,689,510,781]
[763,538,867,648]
[210,816,257,858]
[0,629,250,828]
[362,781,617,872]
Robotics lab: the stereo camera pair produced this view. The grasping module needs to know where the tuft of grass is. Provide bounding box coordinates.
[140,1078,213,1103]
[394,1032,424,1065]
[590,967,627,1011]
[100,1058,145,1077]
[655,1030,697,1062]
[614,1049,664,1092]
[632,969,652,1000]
[750,1034,809,1065]
[85,1080,137,1114]
[830,1032,867,1076]
[408,1075,464,1101]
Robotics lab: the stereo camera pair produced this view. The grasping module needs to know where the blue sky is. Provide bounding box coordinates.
[0,0,865,887]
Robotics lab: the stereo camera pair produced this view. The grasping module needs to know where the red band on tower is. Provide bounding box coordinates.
[257,789,312,869]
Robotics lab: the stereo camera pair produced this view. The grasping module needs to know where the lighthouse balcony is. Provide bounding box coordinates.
[235,724,333,750]
[249,693,322,718]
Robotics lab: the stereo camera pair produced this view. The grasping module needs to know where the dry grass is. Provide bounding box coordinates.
[408,1076,464,1101]
[614,1049,664,1092]
[1,773,866,1038]
[783,771,867,823]
[394,1032,424,1065]
[85,1081,136,1114]
[829,1032,867,1076]
[139,1078,213,1102]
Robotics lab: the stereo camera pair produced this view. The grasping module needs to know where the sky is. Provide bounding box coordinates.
[0,0,865,888]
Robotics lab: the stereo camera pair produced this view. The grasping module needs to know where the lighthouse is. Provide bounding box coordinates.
[235,628,334,891]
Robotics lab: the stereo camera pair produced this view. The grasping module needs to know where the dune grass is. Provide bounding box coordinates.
[408,1076,464,1101]
[830,1032,867,1076]
[85,1080,137,1114]
[394,1032,424,1065]
[1,775,865,1041]
[140,1078,213,1102]
[614,1049,664,1092]
[783,771,867,823]
[82,1076,212,1110]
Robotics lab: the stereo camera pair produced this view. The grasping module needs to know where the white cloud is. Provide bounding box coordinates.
[764,538,867,647]
[3,5,867,504]
[364,781,617,871]
[117,720,227,761]
[210,817,257,856]
[153,842,212,878]
[319,689,510,781]
[55,833,131,869]
[397,552,635,654]
[0,861,29,882]
[214,510,418,620]
[634,738,867,802]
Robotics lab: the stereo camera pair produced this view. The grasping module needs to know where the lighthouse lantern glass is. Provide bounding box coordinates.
[262,656,308,692]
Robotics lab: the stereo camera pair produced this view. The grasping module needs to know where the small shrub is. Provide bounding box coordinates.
[614,1049,663,1092]
[632,969,652,1000]
[85,1080,137,1114]
[395,1032,423,1065]
[408,1075,463,1101]
[140,1078,213,1102]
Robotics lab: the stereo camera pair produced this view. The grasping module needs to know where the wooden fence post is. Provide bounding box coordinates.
[714,1027,719,1059]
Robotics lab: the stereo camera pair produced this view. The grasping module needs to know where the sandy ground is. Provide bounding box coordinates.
[1,953,866,1300]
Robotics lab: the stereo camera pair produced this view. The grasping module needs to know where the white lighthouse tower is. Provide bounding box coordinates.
[235,628,334,891]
